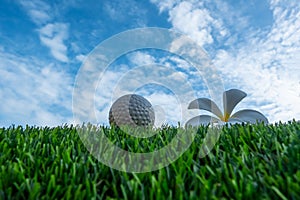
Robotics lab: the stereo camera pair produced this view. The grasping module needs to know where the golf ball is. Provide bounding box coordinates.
[109,94,155,127]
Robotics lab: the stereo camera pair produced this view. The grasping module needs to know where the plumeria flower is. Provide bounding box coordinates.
[186,89,268,126]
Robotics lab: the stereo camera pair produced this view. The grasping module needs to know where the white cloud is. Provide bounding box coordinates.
[127,51,157,66]
[146,92,182,126]
[152,0,228,47]
[19,1,70,62]
[103,0,148,27]
[19,0,51,25]
[151,0,300,123]
[169,1,213,46]
[150,0,180,13]
[94,70,127,124]
[0,50,73,127]
[213,2,300,122]
[76,54,86,62]
[39,23,69,62]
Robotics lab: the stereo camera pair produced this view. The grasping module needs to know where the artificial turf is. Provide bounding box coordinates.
[0,120,299,199]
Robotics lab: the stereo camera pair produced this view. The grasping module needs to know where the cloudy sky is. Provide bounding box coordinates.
[1,0,299,127]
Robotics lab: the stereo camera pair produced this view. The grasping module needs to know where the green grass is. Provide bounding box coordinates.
[0,120,300,199]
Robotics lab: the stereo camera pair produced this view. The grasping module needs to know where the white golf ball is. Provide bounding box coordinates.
[109,94,155,127]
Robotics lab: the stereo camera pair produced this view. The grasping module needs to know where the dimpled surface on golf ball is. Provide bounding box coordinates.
[109,94,155,127]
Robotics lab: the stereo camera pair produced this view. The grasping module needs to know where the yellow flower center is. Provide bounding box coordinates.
[223,112,230,122]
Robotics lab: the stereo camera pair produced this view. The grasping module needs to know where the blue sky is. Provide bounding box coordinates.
[0,0,299,127]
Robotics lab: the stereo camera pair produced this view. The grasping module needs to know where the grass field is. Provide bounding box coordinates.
[0,120,300,199]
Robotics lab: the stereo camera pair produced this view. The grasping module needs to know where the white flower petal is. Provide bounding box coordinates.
[223,89,247,119]
[188,98,223,119]
[185,115,221,127]
[230,109,269,124]
[227,118,243,125]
